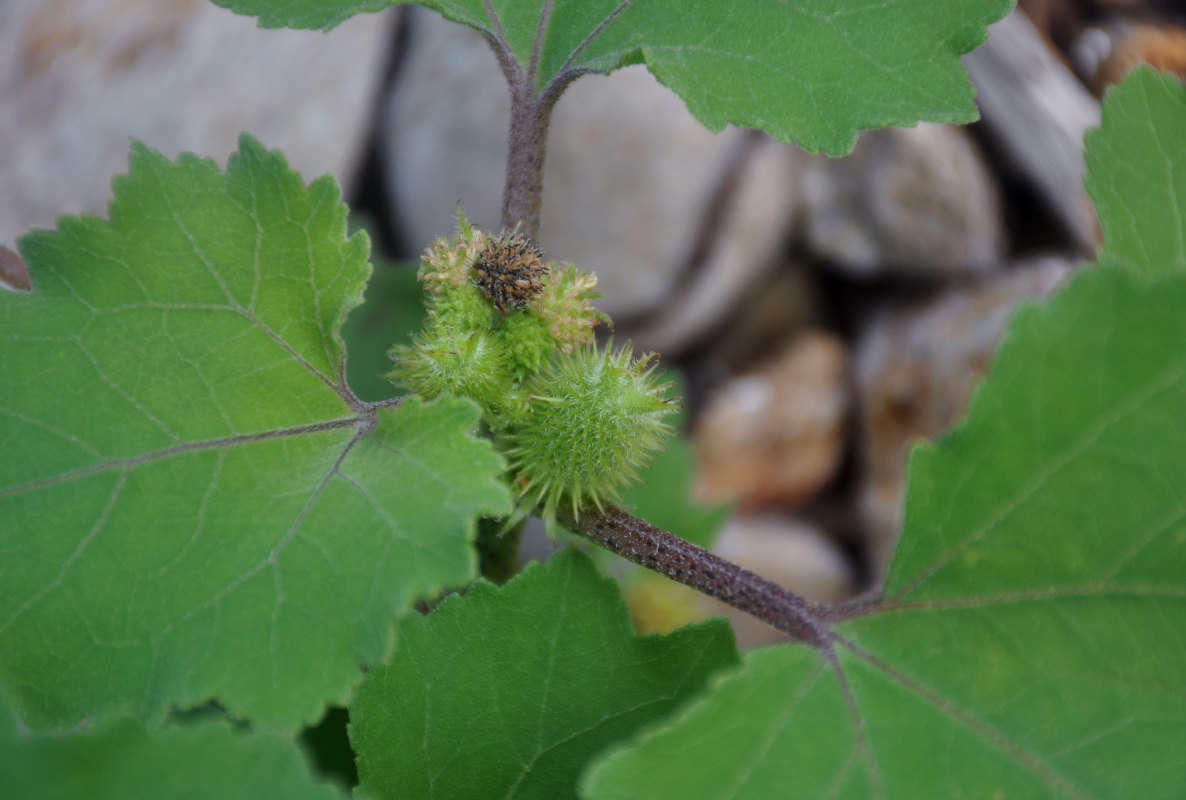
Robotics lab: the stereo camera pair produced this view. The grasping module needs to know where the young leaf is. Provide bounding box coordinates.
[349,548,739,800]
[0,136,511,733]
[217,0,1011,155]
[582,71,1186,800]
[0,695,344,800]
[1085,67,1186,279]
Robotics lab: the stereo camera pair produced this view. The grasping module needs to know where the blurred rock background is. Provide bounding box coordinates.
[4,0,1185,647]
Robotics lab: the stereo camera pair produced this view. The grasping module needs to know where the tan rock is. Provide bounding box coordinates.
[0,0,391,246]
[854,258,1073,577]
[694,331,849,510]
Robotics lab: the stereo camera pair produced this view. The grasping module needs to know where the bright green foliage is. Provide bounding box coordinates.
[211,0,393,30]
[394,214,673,521]
[0,136,511,733]
[349,548,739,800]
[584,70,1186,799]
[585,265,1186,800]
[216,0,1010,155]
[0,696,344,800]
[1085,67,1186,279]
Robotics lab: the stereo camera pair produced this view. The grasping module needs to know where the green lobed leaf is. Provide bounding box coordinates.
[349,548,739,800]
[585,253,1186,800]
[1085,67,1186,279]
[217,0,1010,154]
[561,0,1011,154]
[0,135,511,733]
[583,69,1186,799]
[210,0,396,30]
[0,695,344,800]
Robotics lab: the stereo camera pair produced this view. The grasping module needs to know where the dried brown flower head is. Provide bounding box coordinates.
[473,234,547,313]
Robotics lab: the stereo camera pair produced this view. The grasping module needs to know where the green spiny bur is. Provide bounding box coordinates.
[390,327,512,417]
[529,265,610,352]
[501,312,556,377]
[392,209,677,522]
[505,344,675,520]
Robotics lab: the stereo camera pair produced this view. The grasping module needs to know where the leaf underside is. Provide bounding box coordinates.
[582,70,1186,800]
[215,0,1011,155]
[0,135,510,733]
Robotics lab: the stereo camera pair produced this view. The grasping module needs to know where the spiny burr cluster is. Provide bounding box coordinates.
[391,208,676,527]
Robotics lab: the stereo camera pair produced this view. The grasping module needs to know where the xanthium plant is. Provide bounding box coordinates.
[391,210,677,522]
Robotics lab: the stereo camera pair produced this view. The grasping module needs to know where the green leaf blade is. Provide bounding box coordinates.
[349,548,739,800]
[555,0,1012,154]
[886,268,1186,601]
[0,697,345,800]
[842,594,1186,798]
[586,269,1186,800]
[212,1,494,33]
[1086,67,1186,279]
[210,0,401,30]
[1,137,511,733]
[582,646,867,800]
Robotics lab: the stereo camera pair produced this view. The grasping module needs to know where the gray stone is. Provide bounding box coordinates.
[800,122,1006,278]
[383,7,799,353]
[1,0,391,247]
[966,8,1102,255]
[854,257,1073,577]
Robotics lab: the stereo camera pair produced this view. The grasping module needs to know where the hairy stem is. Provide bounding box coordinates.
[501,86,551,239]
[563,506,833,648]
[501,69,589,238]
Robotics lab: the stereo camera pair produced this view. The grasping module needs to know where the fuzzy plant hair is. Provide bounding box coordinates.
[390,209,676,524]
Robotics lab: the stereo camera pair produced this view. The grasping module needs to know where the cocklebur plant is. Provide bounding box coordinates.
[393,209,674,523]
[3,0,1185,798]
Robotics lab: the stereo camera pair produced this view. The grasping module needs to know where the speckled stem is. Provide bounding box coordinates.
[501,86,550,240]
[564,506,832,648]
